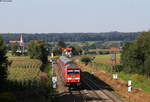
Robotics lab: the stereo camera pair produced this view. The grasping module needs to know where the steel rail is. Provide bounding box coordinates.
[85,78,118,102]
[82,80,106,102]
[78,90,87,102]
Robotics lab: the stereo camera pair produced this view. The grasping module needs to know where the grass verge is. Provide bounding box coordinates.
[92,61,150,93]
[118,73,150,92]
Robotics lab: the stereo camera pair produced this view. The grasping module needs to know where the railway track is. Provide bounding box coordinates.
[69,89,77,102]
[83,81,107,102]
[82,77,123,102]
[84,79,114,102]
[54,63,123,102]
[78,91,87,102]
[68,86,87,102]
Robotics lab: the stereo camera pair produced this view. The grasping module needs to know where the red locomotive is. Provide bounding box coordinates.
[57,56,81,86]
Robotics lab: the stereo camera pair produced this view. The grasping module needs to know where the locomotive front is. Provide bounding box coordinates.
[64,63,81,86]
[59,56,81,86]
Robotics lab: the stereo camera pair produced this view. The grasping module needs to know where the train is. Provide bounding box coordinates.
[57,56,81,86]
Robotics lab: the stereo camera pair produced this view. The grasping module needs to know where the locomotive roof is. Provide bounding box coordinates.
[60,56,72,64]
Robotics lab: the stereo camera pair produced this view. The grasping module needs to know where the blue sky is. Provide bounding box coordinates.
[0,0,150,33]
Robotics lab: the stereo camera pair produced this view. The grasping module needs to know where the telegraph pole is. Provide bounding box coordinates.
[111,51,118,79]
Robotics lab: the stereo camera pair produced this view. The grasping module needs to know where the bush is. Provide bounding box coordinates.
[113,64,124,72]
[87,51,97,55]
[81,56,91,65]
[131,74,145,83]
[98,51,110,55]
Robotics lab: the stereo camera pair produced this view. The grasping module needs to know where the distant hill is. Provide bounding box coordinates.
[0,32,140,44]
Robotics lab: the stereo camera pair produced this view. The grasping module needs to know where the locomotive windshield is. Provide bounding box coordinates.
[68,69,80,75]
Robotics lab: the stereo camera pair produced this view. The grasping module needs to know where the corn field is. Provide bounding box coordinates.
[6,57,52,102]
[8,57,42,81]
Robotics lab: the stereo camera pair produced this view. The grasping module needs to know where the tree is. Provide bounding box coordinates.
[121,42,141,73]
[69,46,79,55]
[28,40,48,64]
[0,36,9,88]
[144,56,150,77]
[121,31,150,76]
[81,56,91,65]
[75,46,83,55]
[9,43,18,56]
[52,47,62,56]
[57,41,66,48]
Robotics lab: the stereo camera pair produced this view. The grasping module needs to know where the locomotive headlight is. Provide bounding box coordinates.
[74,78,80,80]
[67,78,72,80]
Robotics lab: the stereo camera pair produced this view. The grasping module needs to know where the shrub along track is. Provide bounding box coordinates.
[53,63,124,102]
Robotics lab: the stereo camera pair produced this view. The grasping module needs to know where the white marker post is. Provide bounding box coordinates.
[115,74,118,79]
[52,76,57,88]
[113,74,118,80]
[128,80,132,92]
[113,74,115,79]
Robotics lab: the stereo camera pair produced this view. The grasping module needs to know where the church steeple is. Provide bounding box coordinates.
[19,34,24,46]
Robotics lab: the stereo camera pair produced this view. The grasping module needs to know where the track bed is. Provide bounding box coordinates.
[54,64,124,102]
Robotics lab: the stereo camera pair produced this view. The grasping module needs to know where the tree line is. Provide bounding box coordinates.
[1,32,139,43]
[121,31,150,77]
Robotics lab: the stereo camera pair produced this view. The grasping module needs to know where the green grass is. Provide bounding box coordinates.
[92,61,150,93]
[91,62,111,71]
[118,73,150,92]
[95,54,120,59]
[95,54,111,58]
[6,52,13,56]
[89,49,111,52]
